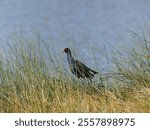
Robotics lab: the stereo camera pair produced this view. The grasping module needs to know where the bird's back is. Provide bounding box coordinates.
[72,60,97,79]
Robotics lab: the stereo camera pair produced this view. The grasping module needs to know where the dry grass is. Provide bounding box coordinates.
[1,81,150,112]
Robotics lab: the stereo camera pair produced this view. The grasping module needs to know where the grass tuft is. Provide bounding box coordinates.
[0,32,150,112]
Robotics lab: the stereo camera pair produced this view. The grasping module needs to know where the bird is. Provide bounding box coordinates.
[63,48,98,79]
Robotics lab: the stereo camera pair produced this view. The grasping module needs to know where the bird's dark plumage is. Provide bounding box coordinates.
[63,48,98,79]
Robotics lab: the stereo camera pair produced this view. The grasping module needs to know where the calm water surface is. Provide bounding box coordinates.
[0,0,150,71]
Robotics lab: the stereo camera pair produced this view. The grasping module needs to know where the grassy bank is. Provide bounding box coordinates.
[0,33,150,112]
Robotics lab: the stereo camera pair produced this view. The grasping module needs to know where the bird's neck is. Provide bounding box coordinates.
[67,52,74,64]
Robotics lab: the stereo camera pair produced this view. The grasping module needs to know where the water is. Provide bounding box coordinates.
[0,0,150,71]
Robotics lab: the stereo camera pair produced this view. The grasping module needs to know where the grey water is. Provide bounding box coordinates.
[0,0,150,72]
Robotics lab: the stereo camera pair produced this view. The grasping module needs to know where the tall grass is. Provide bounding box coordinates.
[0,32,150,112]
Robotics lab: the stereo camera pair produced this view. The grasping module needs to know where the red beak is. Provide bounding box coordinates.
[62,49,65,53]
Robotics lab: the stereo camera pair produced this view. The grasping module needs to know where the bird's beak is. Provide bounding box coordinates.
[62,50,65,53]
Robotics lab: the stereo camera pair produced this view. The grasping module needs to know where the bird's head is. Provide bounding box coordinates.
[62,48,71,54]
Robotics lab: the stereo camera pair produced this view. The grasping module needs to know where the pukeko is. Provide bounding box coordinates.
[63,48,98,79]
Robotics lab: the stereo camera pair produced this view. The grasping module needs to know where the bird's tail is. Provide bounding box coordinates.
[89,68,98,74]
